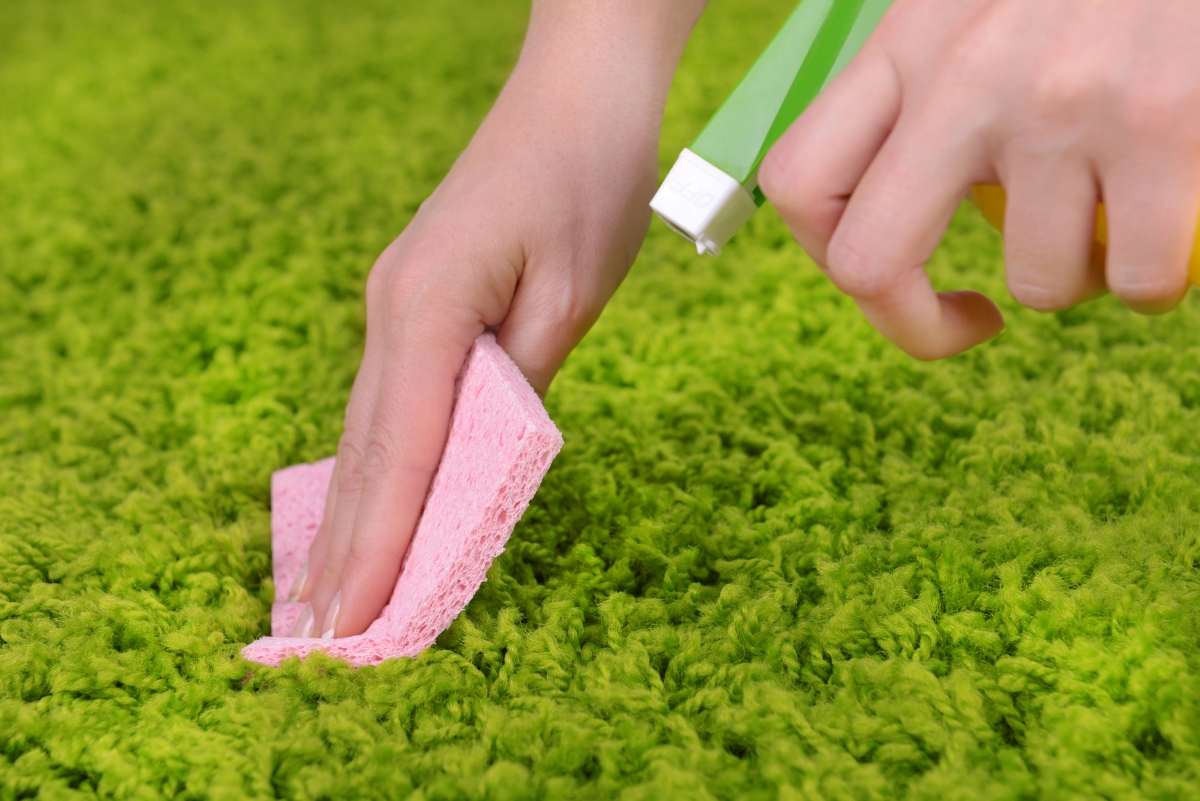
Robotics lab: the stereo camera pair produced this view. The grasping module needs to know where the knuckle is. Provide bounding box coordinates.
[938,39,986,87]
[758,147,802,208]
[381,262,423,310]
[759,149,841,247]
[531,278,597,339]
[763,180,819,240]
[357,429,438,501]
[344,535,375,569]
[1026,65,1103,129]
[364,258,394,305]
[368,245,451,314]
[933,13,1006,92]
[314,563,344,596]
[825,234,891,299]
[335,436,366,495]
[1116,82,1187,139]
[360,429,404,485]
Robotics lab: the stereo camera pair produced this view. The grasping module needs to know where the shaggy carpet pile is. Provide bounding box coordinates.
[3,0,1200,798]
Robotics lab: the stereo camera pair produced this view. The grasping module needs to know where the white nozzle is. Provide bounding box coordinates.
[650,148,758,257]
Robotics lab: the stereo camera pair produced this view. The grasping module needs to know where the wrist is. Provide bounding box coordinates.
[499,1,708,136]
[525,0,708,72]
[441,0,708,220]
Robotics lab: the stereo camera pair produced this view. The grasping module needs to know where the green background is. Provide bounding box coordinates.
[3,0,1200,798]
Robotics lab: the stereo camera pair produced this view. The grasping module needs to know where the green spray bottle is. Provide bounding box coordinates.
[651,0,893,256]
[651,0,1200,282]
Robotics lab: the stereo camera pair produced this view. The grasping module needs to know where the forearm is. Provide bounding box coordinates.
[303,1,710,642]
[491,0,710,147]
[524,0,709,82]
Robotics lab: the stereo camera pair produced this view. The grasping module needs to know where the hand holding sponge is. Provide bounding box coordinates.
[242,334,563,667]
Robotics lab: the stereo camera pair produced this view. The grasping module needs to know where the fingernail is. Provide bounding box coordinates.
[287,559,309,602]
[291,604,315,638]
[320,590,341,639]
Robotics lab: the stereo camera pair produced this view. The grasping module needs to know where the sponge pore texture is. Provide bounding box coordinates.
[3,0,1200,798]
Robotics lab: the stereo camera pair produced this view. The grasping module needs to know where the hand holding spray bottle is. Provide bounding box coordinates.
[651,0,1200,285]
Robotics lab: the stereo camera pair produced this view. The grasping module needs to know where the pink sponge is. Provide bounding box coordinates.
[241,333,563,667]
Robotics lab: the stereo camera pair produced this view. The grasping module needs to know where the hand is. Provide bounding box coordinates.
[759,0,1200,360]
[287,0,708,639]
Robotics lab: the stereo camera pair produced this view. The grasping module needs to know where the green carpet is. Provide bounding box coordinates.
[3,0,1200,797]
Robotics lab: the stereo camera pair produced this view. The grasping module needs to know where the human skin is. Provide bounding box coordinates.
[294,0,1200,639]
[288,0,711,639]
[760,0,1200,361]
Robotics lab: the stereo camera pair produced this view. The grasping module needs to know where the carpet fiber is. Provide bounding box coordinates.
[3,0,1200,798]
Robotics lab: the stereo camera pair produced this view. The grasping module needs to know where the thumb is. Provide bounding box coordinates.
[496,264,624,396]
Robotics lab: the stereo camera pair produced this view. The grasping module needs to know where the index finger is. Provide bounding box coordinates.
[763,44,1003,360]
[312,295,485,639]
